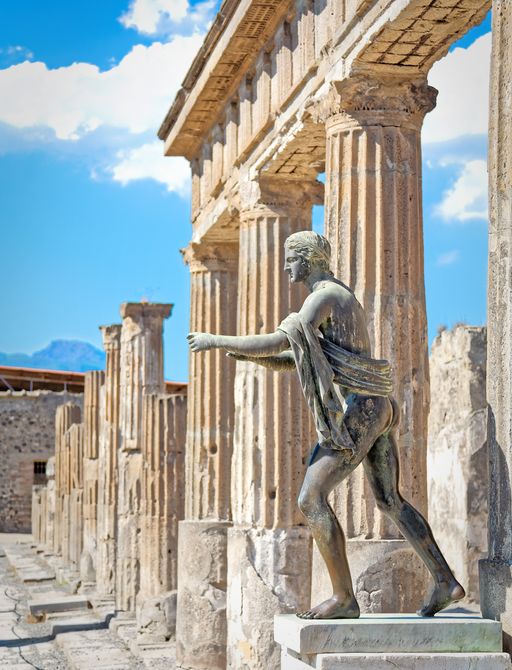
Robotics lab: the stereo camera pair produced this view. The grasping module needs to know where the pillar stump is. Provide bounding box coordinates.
[480,0,512,652]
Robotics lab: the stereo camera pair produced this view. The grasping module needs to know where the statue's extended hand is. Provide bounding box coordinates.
[187,332,216,352]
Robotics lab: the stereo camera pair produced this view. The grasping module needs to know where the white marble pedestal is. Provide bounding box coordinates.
[275,613,512,669]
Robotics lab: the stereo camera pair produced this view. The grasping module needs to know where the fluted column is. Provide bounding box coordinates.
[480,1,512,651]
[309,74,436,612]
[68,422,84,570]
[176,241,238,670]
[44,457,56,554]
[53,403,81,560]
[96,325,121,600]
[227,179,317,670]
[81,370,105,585]
[137,392,187,644]
[116,302,172,614]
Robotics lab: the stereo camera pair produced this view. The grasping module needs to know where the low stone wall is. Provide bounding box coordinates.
[0,390,83,532]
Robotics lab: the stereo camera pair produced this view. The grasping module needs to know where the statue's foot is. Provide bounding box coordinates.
[297,596,360,620]
[417,580,465,617]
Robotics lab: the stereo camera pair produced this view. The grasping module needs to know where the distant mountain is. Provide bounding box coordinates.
[0,340,105,373]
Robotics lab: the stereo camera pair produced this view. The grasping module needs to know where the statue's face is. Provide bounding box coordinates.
[284,246,309,283]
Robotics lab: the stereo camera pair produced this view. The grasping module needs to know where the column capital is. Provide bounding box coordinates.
[181,240,239,273]
[120,302,173,321]
[100,324,122,349]
[308,74,437,131]
[239,175,323,218]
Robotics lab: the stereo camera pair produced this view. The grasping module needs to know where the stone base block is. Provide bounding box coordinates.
[137,590,177,645]
[276,613,510,669]
[479,558,512,653]
[227,526,312,670]
[275,613,503,654]
[281,649,512,669]
[175,520,230,670]
[311,539,429,613]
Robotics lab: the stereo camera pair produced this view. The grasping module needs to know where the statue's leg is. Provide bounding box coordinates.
[297,395,392,620]
[363,423,466,616]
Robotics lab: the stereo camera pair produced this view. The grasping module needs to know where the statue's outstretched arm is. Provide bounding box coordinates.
[187,330,289,357]
[226,351,295,371]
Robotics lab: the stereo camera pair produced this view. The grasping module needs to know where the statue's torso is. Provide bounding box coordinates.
[312,280,372,357]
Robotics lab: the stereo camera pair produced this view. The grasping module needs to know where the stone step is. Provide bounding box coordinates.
[28,594,90,616]
[282,649,512,669]
[275,613,503,655]
[55,628,142,669]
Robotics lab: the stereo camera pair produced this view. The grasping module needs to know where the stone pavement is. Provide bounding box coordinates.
[0,534,176,669]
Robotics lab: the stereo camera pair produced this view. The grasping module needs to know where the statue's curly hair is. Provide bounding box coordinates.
[285,230,332,272]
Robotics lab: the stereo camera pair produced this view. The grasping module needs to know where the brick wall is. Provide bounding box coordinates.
[0,390,83,532]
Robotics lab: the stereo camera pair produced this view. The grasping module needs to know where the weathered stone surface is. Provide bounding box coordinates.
[311,539,429,614]
[136,590,177,644]
[96,324,121,600]
[116,303,171,614]
[480,0,512,653]
[176,520,229,670]
[281,649,512,669]
[428,325,487,602]
[137,392,186,642]
[81,370,105,584]
[274,613,503,655]
[176,242,238,670]
[227,526,312,670]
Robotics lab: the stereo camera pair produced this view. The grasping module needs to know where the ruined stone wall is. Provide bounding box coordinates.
[0,391,83,532]
[428,325,487,602]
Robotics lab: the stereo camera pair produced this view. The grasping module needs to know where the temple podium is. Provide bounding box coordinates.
[275,613,512,669]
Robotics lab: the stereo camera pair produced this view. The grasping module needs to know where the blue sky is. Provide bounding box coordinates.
[0,2,491,381]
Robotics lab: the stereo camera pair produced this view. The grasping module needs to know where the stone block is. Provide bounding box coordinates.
[136,590,177,645]
[281,648,512,669]
[274,614,503,655]
[175,520,229,670]
[227,526,312,670]
[311,539,429,613]
[29,594,90,616]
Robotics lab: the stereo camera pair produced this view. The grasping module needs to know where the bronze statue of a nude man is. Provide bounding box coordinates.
[187,230,465,620]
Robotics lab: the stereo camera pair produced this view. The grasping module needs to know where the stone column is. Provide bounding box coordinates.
[81,370,105,585]
[176,241,238,670]
[309,75,436,612]
[428,326,487,603]
[96,324,121,601]
[68,422,84,571]
[480,0,512,651]
[53,403,81,560]
[227,179,317,670]
[116,302,172,614]
[137,392,187,644]
[44,456,56,555]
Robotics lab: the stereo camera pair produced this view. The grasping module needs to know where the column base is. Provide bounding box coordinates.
[479,558,512,653]
[175,519,230,670]
[311,539,429,613]
[226,525,312,670]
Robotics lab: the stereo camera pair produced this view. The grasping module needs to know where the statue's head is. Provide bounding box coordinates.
[284,230,332,283]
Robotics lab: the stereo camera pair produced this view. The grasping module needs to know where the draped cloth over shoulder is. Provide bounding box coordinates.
[278,312,393,452]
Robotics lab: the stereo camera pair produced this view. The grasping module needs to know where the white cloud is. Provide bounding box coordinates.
[423,33,490,144]
[110,141,190,194]
[0,34,204,141]
[436,250,460,266]
[436,159,488,222]
[120,0,215,36]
